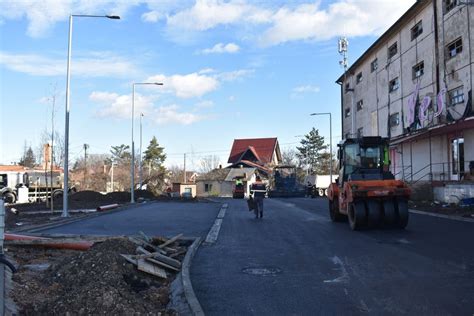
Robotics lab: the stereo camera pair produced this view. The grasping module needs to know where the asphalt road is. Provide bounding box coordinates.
[191,197,474,315]
[39,200,221,237]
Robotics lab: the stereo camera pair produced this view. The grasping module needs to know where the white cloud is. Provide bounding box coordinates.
[89,91,206,125]
[167,0,254,31]
[293,85,320,93]
[147,72,219,99]
[259,0,416,46]
[0,0,131,38]
[228,95,235,102]
[154,105,204,125]
[201,43,240,54]
[217,69,254,82]
[0,51,137,77]
[91,91,154,119]
[142,10,162,23]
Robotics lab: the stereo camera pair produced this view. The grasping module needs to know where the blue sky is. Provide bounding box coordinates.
[0,0,415,169]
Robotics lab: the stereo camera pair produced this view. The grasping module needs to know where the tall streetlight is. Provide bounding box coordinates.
[310,112,333,184]
[131,82,163,203]
[139,112,144,190]
[62,14,120,218]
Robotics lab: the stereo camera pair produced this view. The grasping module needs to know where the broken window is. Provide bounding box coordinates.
[356,72,363,84]
[371,59,378,72]
[444,0,457,14]
[446,37,462,59]
[356,100,363,111]
[389,77,399,93]
[411,21,423,40]
[357,127,363,137]
[412,61,424,79]
[449,86,464,105]
[388,42,398,60]
[345,108,351,118]
[345,82,351,93]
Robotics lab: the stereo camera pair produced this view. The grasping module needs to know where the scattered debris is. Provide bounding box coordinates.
[7,233,190,315]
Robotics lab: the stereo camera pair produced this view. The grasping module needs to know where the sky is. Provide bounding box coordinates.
[0,0,416,170]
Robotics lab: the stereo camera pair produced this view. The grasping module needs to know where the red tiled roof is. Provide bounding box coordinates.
[228,138,279,164]
[0,165,28,172]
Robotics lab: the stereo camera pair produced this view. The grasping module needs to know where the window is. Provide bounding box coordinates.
[412,61,424,79]
[449,86,464,105]
[345,108,351,117]
[389,77,399,92]
[371,59,378,72]
[356,100,363,111]
[357,127,363,137]
[444,0,457,14]
[388,42,398,59]
[411,21,423,40]
[356,72,363,84]
[204,183,213,192]
[446,38,462,58]
[389,112,400,127]
[345,82,351,93]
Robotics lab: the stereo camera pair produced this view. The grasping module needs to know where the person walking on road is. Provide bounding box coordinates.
[250,175,267,219]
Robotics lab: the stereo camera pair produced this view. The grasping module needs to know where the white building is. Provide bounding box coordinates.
[337,0,473,195]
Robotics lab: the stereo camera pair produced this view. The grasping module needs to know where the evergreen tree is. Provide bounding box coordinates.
[143,136,166,171]
[296,128,328,174]
[19,146,36,168]
[110,144,131,164]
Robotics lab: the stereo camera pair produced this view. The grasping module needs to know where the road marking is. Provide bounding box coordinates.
[205,204,228,244]
[324,256,349,284]
[409,209,474,223]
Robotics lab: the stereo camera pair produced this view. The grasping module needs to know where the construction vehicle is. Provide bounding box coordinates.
[268,165,305,197]
[0,169,64,204]
[232,176,245,199]
[327,137,410,230]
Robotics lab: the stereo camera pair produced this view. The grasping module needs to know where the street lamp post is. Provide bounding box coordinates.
[62,14,120,218]
[139,113,144,190]
[131,82,163,204]
[310,112,333,184]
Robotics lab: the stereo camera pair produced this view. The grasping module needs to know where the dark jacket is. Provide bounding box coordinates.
[251,182,267,198]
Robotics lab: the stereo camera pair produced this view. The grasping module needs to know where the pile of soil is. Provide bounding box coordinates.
[409,200,474,218]
[10,238,177,315]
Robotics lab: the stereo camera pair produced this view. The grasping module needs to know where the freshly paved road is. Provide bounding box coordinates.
[39,201,221,237]
[191,197,474,315]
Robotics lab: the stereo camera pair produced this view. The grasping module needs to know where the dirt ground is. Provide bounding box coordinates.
[7,237,189,315]
[409,200,474,218]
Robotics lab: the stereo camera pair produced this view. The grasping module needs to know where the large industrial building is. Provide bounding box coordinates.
[337,0,473,195]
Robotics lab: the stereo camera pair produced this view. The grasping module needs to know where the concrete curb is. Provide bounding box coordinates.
[409,209,474,223]
[181,237,205,316]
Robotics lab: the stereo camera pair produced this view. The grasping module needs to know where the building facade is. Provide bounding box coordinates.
[337,0,473,183]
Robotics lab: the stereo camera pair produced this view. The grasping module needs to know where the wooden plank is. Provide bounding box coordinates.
[169,249,187,259]
[146,258,180,272]
[129,237,166,254]
[138,231,151,242]
[159,233,183,249]
[120,254,137,266]
[134,247,181,268]
[137,259,167,279]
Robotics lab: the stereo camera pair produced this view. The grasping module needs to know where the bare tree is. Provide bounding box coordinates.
[198,155,221,173]
[281,148,299,166]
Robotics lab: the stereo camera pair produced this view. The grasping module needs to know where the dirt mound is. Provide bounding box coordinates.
[12,238,175,315]
[105,191,131,203]
[135,190,156,199]
[70,190,108,203]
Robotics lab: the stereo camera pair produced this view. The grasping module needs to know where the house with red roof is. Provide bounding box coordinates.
[227,137,282,175]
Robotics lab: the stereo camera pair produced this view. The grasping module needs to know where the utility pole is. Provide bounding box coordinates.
[83,144,89,190]
[50,93,55,213]
[183,153,186,183]
[110,160,115,192]
[139,113,143,190]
